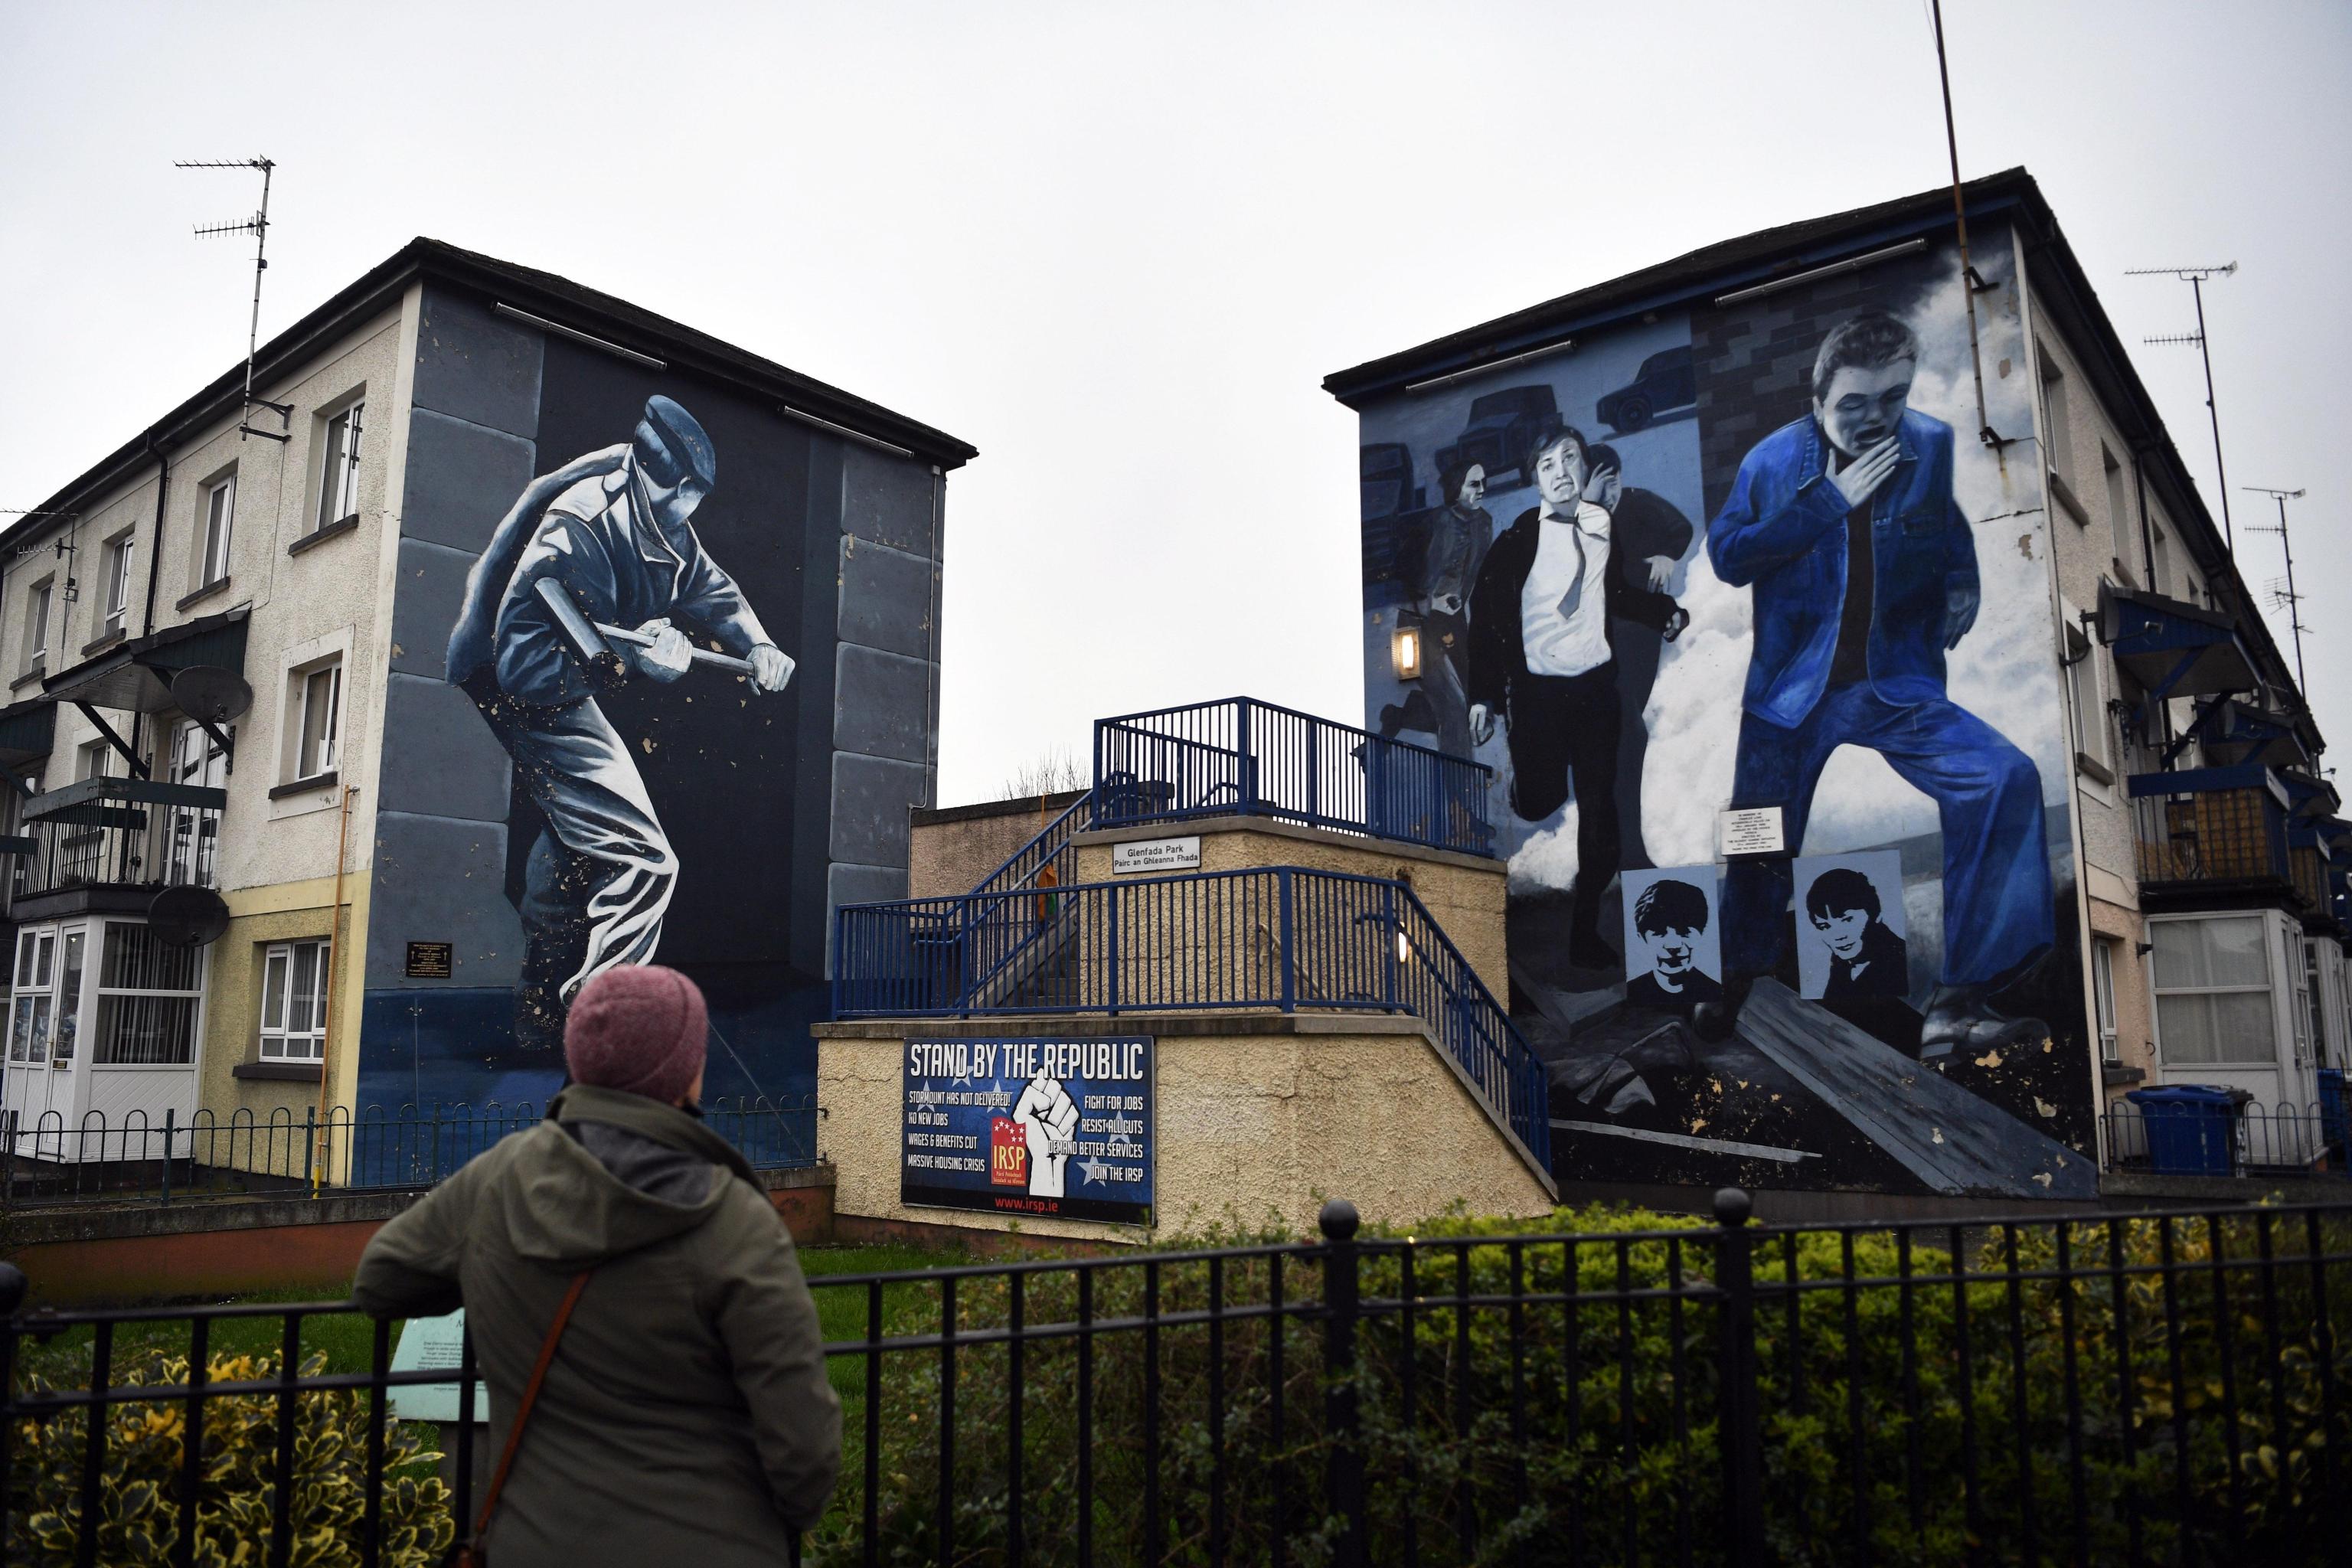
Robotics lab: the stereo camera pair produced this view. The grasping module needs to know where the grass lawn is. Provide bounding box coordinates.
[12,1243,968,1396]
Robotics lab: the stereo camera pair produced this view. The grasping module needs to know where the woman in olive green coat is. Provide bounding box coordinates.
[354,965,839,1566]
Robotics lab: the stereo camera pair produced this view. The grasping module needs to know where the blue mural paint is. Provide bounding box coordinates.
[1354,230,2098,1199]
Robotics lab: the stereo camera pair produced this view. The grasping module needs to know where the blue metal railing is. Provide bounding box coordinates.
[833,867,1550,1165]
[971,790,1092,902]
[1093,697,1494,858]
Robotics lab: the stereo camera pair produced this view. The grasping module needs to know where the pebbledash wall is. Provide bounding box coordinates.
[357,278,970,1111]
[1333,178,2111,1203]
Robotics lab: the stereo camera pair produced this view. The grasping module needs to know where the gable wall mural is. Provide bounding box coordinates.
[358,288,940,1114]
[1358,225,2099,1198]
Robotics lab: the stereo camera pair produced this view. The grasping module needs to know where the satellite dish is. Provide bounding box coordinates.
[149,886,230,948]
[171,667,253,724]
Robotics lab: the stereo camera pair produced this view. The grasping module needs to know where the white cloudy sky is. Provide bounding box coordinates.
[2,2,2345,805]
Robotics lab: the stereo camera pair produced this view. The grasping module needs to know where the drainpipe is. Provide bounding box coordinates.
[924,466,942,809]
[129,440,171,769]
[312,783,358,1193]
[141,438,168,639]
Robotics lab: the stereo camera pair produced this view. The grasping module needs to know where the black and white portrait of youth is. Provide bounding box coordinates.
[1794,852,1910,1004]
[444,395,797,1050]
[1619,868,1723,1016]
[1468,424,1689,966]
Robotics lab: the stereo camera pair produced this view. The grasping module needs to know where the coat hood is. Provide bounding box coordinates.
[491,1084,761,1266]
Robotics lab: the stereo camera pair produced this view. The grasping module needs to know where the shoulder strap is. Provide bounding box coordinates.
[470,1269,594,1547]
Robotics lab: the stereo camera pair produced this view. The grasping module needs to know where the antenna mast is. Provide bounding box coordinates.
[2243,486,2310,697]
[2128,262,2238,552]
[1929,0,2005,449]
[175,157,290,443]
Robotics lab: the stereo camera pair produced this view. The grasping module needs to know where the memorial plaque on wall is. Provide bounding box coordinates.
[900,1037,1155,1225]
[405,942,455,979]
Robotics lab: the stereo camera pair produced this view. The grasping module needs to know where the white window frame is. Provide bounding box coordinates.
[2060,610,2113,785]
[200,473,236,586]
[22,577,51,674]
[258,939,331,1063]
[2100,445,2131,579]
[100,532,134,638]
[166,720,227,886]
[290,658,343,781]
[315,400,364,534]
[8,928,57,1065]
[2091,937,2122,1063]
[2039,347,2076,488]
[90,920,204,1068]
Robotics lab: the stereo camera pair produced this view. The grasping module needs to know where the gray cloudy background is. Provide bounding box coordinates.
[2,1,2345,804]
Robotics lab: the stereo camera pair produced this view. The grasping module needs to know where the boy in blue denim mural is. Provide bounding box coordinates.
[1703,310,2050,1057]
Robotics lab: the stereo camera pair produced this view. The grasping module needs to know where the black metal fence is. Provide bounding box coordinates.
[2100,1099,2349,1179]
[0,1096,819,1207]
[5,1191,2347,1566]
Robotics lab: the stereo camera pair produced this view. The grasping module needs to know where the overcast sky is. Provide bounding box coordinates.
[2,1,2345,804]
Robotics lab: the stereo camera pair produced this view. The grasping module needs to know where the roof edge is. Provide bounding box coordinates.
[5,237,978,559]
[1321,168,2040,406]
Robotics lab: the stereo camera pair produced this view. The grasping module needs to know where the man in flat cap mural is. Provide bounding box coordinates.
[447,395,795,1050]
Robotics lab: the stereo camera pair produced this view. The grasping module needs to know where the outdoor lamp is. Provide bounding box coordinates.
[1392,624,1423,681]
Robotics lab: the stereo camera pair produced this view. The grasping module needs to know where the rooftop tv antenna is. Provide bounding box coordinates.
[2128,262,2238,551]
[2243,485,2310,696]
[176,156,290,444]
[1928,0,2006,449]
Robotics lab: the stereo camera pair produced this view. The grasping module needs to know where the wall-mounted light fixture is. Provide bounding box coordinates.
[1391,624,1423,681]
[1711,238,1929,308]
[1404,335,1576,396]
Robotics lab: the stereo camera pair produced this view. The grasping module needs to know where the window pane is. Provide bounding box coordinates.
[93,995,198,1065]
[15,931,34,989]
[301,666,341,776]
[205,479,234,580]
[318,413,349,530]
[261,950,288,1031]
[8,997,32,1062]
[26,997,49,1063]
[289,942,321,1034]
[100,924,198,991]
[2152,917,2267,991]
[2157,990,2275,1064]
[2091,940,2117,1031]
[52,931,83,1065]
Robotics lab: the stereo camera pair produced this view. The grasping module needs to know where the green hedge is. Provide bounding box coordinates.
[811,1204,2351,1566]
[8,1349,453,1567]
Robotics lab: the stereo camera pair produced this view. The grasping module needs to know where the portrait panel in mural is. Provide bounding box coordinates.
[446,395,796,1052]
[1358,230,2096,1199]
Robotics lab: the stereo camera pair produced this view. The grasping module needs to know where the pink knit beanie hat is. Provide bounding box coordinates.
[563,964,707,1104]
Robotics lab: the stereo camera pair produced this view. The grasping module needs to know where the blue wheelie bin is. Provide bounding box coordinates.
[2319,1067,2349,1161]
[2127,1084,2251,1176]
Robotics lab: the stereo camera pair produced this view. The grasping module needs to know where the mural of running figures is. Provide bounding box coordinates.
[1358,228,2096,1198]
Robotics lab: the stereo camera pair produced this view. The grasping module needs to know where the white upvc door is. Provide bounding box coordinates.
[4,923,93,1154]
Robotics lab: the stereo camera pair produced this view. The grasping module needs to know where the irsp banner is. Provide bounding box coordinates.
[900,1036,1155,1225]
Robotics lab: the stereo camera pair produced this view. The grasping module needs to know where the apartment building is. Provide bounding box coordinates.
[0,240,973,1161]
[2028,270,2346,1119]
[1327,168,2346,1197]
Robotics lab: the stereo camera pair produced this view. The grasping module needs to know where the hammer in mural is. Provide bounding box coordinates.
[446,396,795,1050]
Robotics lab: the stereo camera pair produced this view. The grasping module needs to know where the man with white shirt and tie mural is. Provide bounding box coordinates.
[1468,424,1688,968]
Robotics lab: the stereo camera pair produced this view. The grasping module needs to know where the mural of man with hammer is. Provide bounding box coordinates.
[446,396,795,1050]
